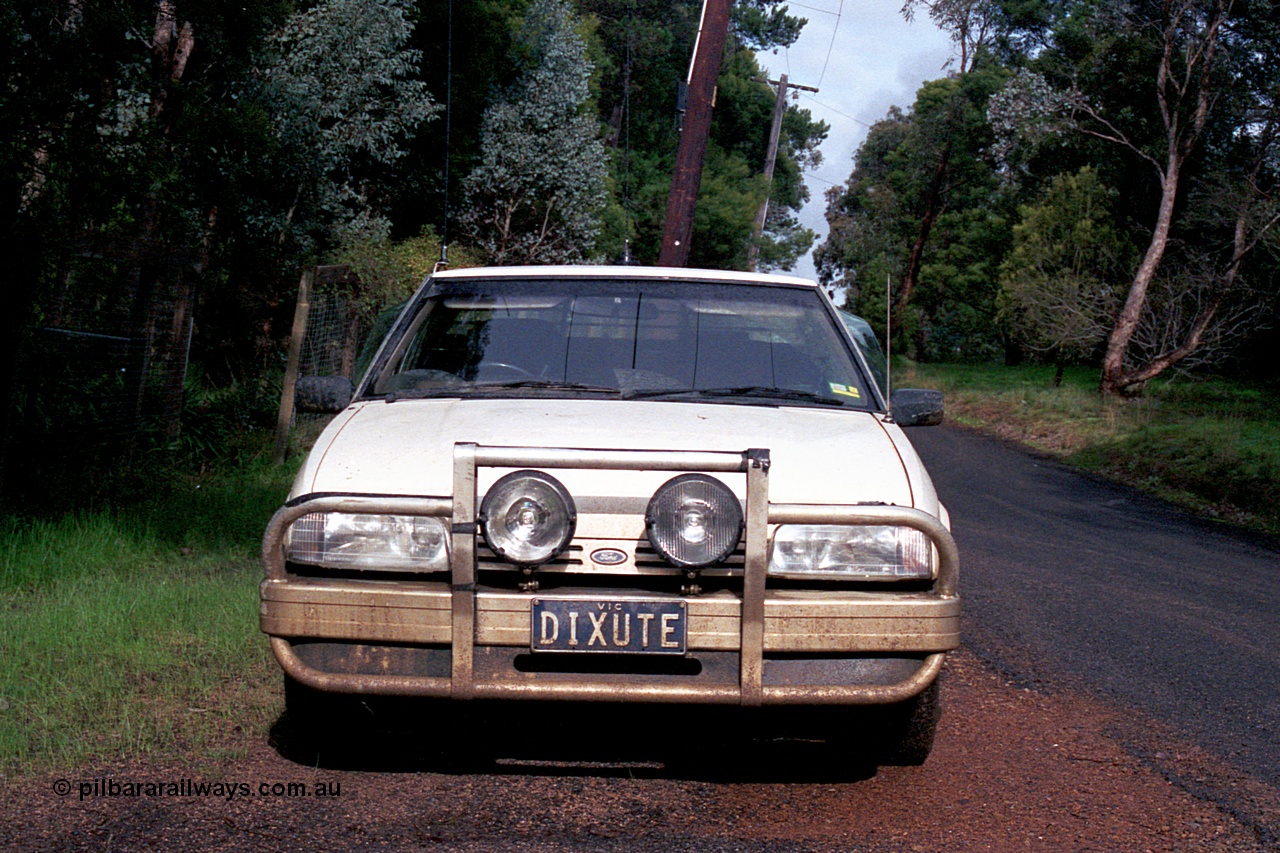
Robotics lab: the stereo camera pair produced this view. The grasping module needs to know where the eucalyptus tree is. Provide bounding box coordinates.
[461,0,608,264]
[990,0,1280,396]
[258,0,438,250]
[815,0,1019,359]
[817,66,1010,358]
[879,0,1008,330]
[0,0,291,465]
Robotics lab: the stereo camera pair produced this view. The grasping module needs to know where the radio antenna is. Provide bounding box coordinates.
[885,272,893,421]
[435,0,454,275]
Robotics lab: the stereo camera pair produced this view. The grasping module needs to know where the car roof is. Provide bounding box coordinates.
[430,265,819,289]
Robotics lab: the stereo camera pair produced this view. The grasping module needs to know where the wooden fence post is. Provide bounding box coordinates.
[273,267,313,463]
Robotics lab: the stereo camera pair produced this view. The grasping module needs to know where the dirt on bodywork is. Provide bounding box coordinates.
[3,648,1276,853]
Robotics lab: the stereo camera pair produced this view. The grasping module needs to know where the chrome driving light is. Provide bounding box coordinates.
[286,512,450,571]
[768,525,933,580]
[645,474,743,567]
[479,470,577,565]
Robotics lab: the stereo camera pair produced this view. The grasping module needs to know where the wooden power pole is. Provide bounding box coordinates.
[658,0,732,267]
[746,75,818,272]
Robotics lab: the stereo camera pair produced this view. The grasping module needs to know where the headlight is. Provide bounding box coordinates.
[479,470,577,565]
[645,474,743,567]
[286,513,450,571]
[768,524,933,580]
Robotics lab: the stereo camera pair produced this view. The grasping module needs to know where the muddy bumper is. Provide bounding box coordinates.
[261,444,960,706]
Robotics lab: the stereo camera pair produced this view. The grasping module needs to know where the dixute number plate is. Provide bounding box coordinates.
[531,599,687,654]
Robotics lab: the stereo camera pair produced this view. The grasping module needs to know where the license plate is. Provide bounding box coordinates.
[530,598,687,654]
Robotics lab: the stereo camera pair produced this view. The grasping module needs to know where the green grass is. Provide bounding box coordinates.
[0,459,292,773]
[905,361,1280,534]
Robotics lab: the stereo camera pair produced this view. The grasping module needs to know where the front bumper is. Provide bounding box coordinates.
[261,443,960,706]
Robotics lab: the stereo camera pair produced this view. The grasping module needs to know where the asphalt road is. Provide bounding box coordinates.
[910,425,1280,794]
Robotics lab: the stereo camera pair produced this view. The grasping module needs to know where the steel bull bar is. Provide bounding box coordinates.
[262,443,960,706]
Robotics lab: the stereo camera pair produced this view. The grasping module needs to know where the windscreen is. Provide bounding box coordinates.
[369,278,872,408]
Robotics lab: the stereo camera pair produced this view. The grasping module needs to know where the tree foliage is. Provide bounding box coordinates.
[988,0,1280,394]
[0,0,829,501]
[817,67,1008,359]
[259,0,438,247]
[996,168,1130,374]
[818,0,1280,386]
[461,0,608,264]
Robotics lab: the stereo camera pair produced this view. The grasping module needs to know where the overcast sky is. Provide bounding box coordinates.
[753,2,957,279]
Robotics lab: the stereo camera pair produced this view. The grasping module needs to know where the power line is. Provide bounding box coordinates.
[799,92,873,128]
[622,3,635,261]
[816,0,843,89]
[804,172,843,186]
[786,0,842,15]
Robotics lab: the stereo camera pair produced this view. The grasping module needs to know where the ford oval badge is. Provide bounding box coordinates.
[590,548,628,566]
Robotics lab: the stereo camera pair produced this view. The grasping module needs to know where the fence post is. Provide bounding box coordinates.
[273,267,313,463]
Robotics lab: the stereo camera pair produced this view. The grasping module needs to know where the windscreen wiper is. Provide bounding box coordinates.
[382,387,462,402]
[384,380,619,402]
[469,379,621,393]
[625,386,849,406]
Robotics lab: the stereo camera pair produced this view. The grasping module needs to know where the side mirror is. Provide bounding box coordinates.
[890,388,944,427]
[296,376,354,414]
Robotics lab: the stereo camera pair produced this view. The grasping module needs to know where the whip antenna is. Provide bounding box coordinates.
[885,272,893,420]
[622,4,635,258]
[435,0,454,274]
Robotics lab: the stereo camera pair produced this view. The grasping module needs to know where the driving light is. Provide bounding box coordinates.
[286,513,449,571]
[646,474,743,567]
[768,525,932,580]
[480,471,577,565]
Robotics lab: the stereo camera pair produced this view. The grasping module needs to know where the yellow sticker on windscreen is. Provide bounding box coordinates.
[828,382,861,399]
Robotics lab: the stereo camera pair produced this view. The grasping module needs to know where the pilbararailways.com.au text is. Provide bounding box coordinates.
[54,777,343,801]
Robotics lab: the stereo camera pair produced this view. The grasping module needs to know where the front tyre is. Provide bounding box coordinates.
[281,676,375,759]
[874,678,941,766]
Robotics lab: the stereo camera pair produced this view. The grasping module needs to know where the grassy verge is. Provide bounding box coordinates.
[0,459,291,775]
[902,361,1280,534]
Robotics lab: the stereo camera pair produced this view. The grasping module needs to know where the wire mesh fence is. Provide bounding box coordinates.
[3,247,193,503]
[293,285,361,434]
[2,254,400,504]
[300,289,361,381]
[277,264,403,452]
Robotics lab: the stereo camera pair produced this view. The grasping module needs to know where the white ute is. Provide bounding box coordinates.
[262,266,959,765]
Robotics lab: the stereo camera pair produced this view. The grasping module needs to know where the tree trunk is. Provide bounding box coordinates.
[1099,162,1180,397]
[0,185,43,502]
[1106,202,1266,390]
[893,140,952,339]
[1096,0,1230,398]
[124,0,196,443]
[150,1,194,123]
